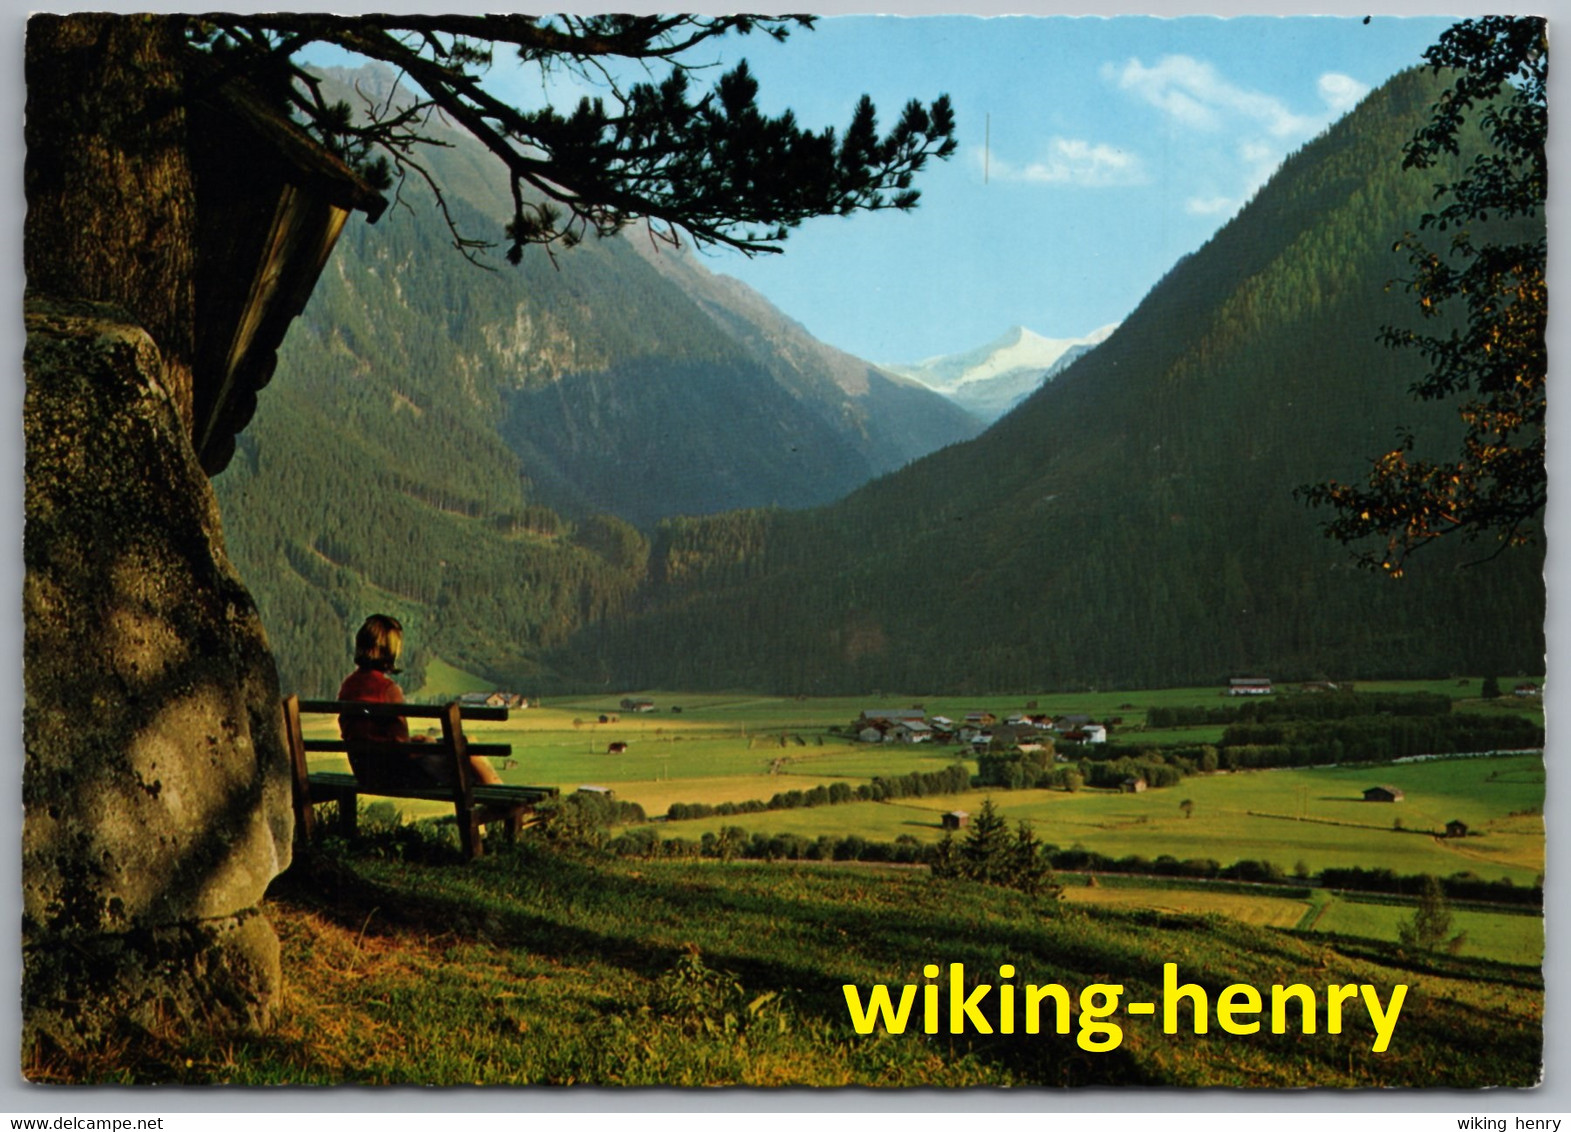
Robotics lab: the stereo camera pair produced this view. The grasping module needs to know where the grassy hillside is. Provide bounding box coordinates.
[35,845,1542,1087]
[212,66,977,695]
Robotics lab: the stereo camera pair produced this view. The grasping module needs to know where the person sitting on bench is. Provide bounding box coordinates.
[338,614,505,791]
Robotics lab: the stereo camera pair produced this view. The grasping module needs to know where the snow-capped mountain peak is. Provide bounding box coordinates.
[886,323,1117,421]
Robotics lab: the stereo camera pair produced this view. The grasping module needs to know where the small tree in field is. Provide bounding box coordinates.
[1398,874,1454,952]
[958,798,1012,885]
[934,800,1060,900]
[930,829,959,879]
[1008,821,1062,900]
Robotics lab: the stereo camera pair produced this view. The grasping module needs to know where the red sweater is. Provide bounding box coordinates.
[337,668,409,745]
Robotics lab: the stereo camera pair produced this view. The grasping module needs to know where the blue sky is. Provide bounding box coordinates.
[321,14,1460,364]
[644,15,1459,363]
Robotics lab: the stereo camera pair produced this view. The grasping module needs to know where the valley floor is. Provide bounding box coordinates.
[297,680,1545,965]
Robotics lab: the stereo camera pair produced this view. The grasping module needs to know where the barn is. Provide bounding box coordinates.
[1363,785,1405,803]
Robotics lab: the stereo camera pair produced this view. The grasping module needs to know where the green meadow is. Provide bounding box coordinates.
[663,760,1543,877]
[52,846,1542,1087]
[296,680,1545,969]
[62,679,1537,1087]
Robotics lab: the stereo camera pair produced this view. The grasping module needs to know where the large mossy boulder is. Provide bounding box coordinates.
[22,296,293,1057]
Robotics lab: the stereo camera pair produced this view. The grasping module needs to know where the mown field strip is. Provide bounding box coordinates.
[1059,882,1310,928]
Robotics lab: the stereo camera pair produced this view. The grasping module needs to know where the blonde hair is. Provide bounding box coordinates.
[354,614,404,672]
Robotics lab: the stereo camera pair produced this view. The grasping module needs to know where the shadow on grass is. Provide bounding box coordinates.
[268,838,1544,1088]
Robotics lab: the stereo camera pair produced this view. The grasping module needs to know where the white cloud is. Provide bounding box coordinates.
[982,137,1145,187]
[1101,57,1372,225]
[1104,55,1320,139]
[1185,195,1238,216]
[1318,72,1369,114]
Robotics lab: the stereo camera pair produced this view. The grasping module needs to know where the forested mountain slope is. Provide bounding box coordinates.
[212,66,976,694]
[556,68,1545,693]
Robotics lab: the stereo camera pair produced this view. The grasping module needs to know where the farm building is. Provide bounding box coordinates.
[620,697,656,712]
[577,785,615,800]
[942,811,969,830]
[606,742,629,754]
[859,727,883,744]
[457,690,527,708]
[1227,677,1274,696]
[1514,683,1542,698]
[890,720,932,743]
[988,723,1035,749]
[1445,819,1469,838]
[1120,777,1148,794]
[1058,722,1106,745]
[963,711,997,727]
[1363,785,1405,803]
[859,708,927,724]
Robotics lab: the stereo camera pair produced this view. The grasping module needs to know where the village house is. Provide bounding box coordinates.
[1051,715,1106,744]
[854,708,928,743]
[1514,682,1542,698]
[459,690,527,708]
[1227,677,1274,696]
[986,723,1033,750]
[857,708,927,727]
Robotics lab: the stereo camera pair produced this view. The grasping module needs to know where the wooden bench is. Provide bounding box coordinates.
[282,695,558,859]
